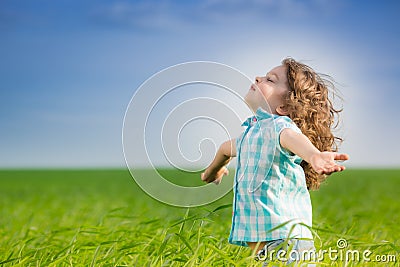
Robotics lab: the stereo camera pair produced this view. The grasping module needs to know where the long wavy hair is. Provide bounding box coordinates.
[282,58,343,190]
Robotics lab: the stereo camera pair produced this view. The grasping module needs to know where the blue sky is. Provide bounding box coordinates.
[1,0,399,168]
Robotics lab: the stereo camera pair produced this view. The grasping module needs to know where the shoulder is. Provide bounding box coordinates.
[273,116,301,134]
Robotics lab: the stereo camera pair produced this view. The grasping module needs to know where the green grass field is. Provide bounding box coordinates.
[0,169,399,266]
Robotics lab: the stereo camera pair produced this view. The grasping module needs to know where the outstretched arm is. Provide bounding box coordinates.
[280,128,349,175]
[201,139,236,184]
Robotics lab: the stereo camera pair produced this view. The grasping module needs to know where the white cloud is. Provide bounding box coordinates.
[89,0,347,31]
[90,1,183,30]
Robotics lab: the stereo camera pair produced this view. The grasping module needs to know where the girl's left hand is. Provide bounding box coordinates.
[310,152,349,175]
[201,167,229,185]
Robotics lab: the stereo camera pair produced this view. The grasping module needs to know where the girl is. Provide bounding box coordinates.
[201,58,349,264]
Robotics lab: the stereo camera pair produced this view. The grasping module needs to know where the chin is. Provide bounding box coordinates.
[244,95,252,107]
[244,100,257,112]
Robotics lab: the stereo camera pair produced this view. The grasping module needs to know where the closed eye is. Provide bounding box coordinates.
[266,72,279,83]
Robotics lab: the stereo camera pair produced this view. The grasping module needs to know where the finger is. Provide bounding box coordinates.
[334,153,349,161]
[323,164,345,175]
[201,173,211,183]
[213,178,221,185]
[223,168,229,176]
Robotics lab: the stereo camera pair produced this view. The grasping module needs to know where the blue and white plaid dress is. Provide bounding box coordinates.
[228,108,313,247]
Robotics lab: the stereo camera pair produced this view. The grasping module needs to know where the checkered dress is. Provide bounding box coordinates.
[228,108,313,247]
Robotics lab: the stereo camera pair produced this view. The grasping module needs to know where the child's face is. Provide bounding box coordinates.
[245,65,289,115]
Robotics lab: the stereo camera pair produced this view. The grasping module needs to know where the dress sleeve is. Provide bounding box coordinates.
[274,116,302,158]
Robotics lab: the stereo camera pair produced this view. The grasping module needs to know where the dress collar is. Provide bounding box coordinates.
[242,108,275,127]
[255,107,274,120]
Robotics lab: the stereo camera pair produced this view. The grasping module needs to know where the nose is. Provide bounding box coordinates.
[255,76,261,83]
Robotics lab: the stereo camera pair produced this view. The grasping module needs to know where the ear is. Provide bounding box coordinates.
[276,104,289,116]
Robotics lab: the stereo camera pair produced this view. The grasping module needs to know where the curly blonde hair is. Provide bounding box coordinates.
[282,58,343,190]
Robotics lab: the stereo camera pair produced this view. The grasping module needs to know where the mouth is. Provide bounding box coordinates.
[250,84,257,91]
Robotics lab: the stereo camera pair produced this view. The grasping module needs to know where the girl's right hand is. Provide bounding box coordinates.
[309,151,349,175]
[201,167,229,185]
